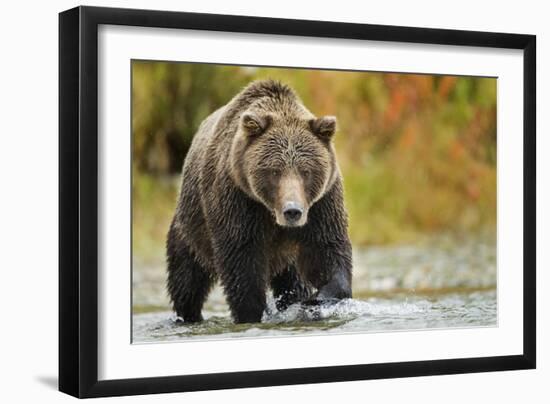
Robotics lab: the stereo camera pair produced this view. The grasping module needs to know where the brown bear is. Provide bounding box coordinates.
[167,79,352,324]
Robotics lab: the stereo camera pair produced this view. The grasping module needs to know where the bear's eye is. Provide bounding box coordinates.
[271,170,280,178]
[302,169,310,178]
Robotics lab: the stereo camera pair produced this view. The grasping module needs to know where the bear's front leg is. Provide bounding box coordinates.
[217,242,268,324]
[300,239,353,304]
[315,267,352,301]
[297,179,353,304]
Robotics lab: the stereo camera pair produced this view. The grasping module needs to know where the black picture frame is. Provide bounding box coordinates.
[59,5,536,398]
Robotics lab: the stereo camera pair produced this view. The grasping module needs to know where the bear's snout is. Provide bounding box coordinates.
[282,201,303,224]
[275,173,308,227]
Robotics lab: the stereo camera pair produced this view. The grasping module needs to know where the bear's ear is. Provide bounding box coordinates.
[309,116,337,140]
[241,113,272,137]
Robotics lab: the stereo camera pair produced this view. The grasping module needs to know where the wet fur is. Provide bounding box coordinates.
[167,80,352,323]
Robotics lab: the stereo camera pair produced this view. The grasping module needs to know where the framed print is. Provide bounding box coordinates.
[59,6,536,398]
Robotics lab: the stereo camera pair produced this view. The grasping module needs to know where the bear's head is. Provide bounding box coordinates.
[230,100,339,228]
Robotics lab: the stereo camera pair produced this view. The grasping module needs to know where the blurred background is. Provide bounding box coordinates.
[131,61,497,327]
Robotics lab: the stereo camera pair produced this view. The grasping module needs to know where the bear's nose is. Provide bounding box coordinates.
[283,201,303,223]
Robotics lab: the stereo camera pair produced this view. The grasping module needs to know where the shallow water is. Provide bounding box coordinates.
[133,290,496,343]
[132,234,496,343]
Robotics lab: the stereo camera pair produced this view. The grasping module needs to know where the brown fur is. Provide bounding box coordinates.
[167,80,352,323]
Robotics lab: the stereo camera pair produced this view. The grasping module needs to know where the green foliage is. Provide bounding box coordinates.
[132,62,497,256]
[132,61,251,173]
[132,174,179,261]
